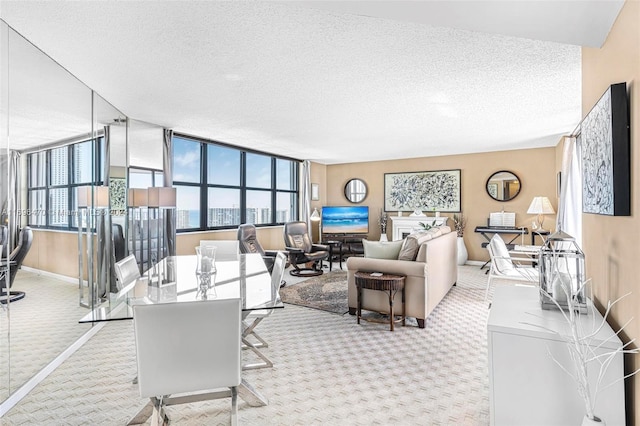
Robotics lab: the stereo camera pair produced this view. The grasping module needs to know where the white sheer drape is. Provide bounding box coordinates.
[301,160,311,232]
[556,136,582,246]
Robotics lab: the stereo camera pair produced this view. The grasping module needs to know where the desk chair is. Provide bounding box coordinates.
[242,251,286,370]
[200,240,239,261]
[0,226,33,304]
[486,234,538,302]
[133,299,242,425]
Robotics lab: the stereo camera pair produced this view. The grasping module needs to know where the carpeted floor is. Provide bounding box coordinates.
[279,270,349,315]
[0,271,91,400]
[2,265,496,425]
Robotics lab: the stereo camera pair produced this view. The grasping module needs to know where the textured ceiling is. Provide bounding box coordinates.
[0,1,624,164]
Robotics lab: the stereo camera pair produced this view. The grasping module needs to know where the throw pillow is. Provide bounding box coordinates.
[362,239,404,260]
[398,231,432,261]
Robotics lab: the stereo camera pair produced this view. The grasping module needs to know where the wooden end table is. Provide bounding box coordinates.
[354,271,406,331]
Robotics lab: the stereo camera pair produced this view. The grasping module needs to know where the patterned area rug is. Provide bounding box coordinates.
[279,271,348,315]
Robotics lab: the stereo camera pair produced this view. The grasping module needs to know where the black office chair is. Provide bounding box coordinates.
[0,226,33,304]
[283,221,329,277]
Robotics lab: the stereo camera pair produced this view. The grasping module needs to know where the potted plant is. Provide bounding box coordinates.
[453,213,467,265]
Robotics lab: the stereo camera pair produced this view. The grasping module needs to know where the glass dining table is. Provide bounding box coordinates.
[79,253,282,416]
[80,253,283,323]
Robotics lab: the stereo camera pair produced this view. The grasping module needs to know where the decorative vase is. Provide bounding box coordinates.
[456,236,468,266]
[582,415,605,426]
[380,234,388,242]
[195,245,217,299]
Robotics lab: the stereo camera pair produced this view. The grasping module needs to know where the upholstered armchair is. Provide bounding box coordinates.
[0,226,33,303]
[237,224,281,273]
[283,221,329,277]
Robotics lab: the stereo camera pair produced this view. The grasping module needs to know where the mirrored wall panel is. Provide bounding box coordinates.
[0,21,130,404]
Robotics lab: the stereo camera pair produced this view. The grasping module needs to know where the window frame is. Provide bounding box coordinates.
[172,133,300,232]
[26,137,104,230]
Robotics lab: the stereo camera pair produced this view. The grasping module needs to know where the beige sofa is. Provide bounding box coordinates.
[346,226,457,328]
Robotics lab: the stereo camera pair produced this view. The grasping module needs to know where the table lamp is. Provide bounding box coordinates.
[526,196,555,232]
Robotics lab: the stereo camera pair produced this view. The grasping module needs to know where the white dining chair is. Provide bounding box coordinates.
[114,254,141,291]
[133,298,242,425]
[200,240,240,261]
[242,251,287,370]
[485,234,539,302]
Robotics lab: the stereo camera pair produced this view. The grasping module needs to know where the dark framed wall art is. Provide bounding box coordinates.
[384,169,461,212]
[580,82,630,216]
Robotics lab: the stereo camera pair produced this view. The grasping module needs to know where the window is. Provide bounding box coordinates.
[129,167,164,188]
[27,138,103,229]
[173,134,299,231]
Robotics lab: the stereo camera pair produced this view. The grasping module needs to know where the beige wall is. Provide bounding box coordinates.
[582,1,640,423]
[318,148,557,262]
[23,230,80,277]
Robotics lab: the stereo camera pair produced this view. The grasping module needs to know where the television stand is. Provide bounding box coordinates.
[321,233,367,260]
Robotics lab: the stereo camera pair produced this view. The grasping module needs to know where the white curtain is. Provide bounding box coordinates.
[556,136,582,246]
[301,160,311,232]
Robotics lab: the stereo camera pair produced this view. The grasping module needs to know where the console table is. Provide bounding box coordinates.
[488,286,625,425]
[390,215,448,240]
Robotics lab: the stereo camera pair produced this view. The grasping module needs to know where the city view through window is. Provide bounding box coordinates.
[26,135,299,231]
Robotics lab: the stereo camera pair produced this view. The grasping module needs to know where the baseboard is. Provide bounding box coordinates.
[463,260,484,266]
[20,266,77,284]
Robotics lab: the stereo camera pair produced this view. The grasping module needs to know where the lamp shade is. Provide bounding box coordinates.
[78,186,109,208]
[310,208,321,221]
[148,187,177,207]
[128,188,149,207]
[527,197,555,215]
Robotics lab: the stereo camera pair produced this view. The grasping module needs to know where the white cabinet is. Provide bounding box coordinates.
[389,215,448,240]
[487,286,625,425]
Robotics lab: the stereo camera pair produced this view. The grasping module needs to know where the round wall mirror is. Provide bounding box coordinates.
[344,178,368,203]
[486,170,521,202]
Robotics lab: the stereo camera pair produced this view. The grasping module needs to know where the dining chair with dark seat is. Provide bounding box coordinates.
[0,226,33,304]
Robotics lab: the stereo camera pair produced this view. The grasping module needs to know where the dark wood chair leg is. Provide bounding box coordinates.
[417,319,425,329]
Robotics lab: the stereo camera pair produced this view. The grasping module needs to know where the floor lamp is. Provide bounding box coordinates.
[77,186,110,309]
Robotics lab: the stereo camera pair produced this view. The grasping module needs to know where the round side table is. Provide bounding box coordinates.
[354,271,406,331]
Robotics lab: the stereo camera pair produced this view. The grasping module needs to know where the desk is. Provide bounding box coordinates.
[531,229,550,245]
[474,227,529,270]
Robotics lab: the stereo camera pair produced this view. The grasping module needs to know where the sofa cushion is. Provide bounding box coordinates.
[398,231,433,261]
[362,239,404,260]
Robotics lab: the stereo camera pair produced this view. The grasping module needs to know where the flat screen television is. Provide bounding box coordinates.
[321,206,369,234]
